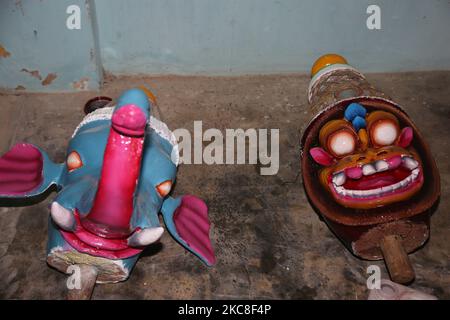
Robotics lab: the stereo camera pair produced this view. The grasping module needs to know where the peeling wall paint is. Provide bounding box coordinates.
[14,0,25,16]
[72,77,90,90]
[41,73,57,86]
[0,0,101,91]
[21,68,42,80]
[0,45,11,58]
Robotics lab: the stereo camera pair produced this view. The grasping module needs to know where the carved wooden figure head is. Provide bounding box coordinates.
[301,54,440,283]
[310,103,422,209]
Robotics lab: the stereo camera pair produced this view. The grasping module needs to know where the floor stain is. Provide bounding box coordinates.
[0,72,448,299]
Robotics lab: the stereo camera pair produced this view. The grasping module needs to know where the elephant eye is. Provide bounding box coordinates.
[156,180,172,197]
[67,151,83,172]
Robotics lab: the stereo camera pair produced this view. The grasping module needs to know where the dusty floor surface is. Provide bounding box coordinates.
[0,72,449,299]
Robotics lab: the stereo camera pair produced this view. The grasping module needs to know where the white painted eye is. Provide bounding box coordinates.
[156,180,172,197]
[372,121,398,146]
[67,151,83,172]
[329,131,356,156]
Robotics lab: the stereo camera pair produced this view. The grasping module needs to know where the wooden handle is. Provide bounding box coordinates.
[380,235,415,284]
[67,264,98,300]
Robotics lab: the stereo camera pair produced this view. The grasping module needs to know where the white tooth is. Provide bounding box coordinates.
[332,172,346,186]
[403,157,418,170]
[362,164,376,176]
[364,189,376,197]
[381,185,393,194]
[51,202,75,231]
[346,190,354,197]
[128,227,164,247]
[358,190,368,197]
[335,186,344,195]
[392,182,401,190]
[375,160,389,172]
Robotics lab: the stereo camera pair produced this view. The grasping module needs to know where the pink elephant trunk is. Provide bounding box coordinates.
[81,104,147,239]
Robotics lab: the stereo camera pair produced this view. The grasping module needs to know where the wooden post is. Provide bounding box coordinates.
[67,264,98,300]
[380,235,415,284]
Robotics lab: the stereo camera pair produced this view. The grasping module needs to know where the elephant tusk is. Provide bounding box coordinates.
[51,202,76,231]
[128,227,164,247]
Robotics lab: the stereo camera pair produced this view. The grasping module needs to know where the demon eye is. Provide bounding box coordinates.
[156,180,172,197]
[367,111,400,147]
[371,120,399,146]
[319,119,358,158]
[328,130,356,156]
[67,151,83,172]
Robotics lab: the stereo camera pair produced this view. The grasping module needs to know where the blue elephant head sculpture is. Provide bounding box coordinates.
[0,88,215,293]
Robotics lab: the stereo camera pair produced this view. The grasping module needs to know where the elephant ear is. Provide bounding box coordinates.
[161,195,216,266]
[0,143,63,199]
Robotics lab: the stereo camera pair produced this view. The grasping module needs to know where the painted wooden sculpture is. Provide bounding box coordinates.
[0,88,216,299]
[301,54,440,284]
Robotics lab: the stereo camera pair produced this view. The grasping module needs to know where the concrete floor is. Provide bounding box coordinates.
[0,72,449,299]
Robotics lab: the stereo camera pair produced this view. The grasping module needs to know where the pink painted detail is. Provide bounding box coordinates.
[310,147,335,166]
[60,210,143,259]
[387,155,402,170]
[396,127,413,148]
[111,104,147,136]
[174,195,216,265]
[0,143,43,195]
[80,106,146,239]
[345,166,363,179]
